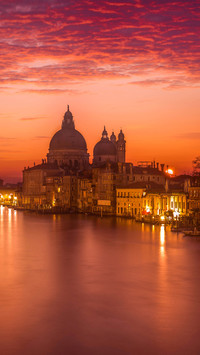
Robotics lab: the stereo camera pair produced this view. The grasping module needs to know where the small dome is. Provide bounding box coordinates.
[49,128,87,151]
[93,139,116,156]
[93,126,116,157]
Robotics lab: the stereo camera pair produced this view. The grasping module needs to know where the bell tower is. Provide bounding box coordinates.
[116,129,126,163]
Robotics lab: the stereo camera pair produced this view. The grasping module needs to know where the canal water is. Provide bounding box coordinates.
[0,206,200,355]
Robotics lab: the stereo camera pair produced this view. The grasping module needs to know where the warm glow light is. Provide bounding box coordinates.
[165,168,174,175]
[173,210,180,218]
[160,215,165,221]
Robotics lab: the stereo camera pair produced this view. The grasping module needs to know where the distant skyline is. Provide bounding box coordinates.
[0,0,199,181]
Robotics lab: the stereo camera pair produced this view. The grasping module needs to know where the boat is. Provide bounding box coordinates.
[183,229,200,237]
[171,227,192,233]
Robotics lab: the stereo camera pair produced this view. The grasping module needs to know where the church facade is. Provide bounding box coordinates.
[22,106,127,209]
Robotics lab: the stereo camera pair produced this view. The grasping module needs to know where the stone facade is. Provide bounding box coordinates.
[116,183,187,218]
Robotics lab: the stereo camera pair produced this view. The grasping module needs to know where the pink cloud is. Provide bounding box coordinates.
[0,0,199,89]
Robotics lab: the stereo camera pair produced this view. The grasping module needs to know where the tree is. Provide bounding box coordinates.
[192,156,200,175]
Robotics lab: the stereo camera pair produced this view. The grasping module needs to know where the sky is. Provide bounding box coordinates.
[0,0,199,182]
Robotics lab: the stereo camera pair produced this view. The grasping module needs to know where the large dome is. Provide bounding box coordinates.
[49,128,87,151]
[47,106,89,169]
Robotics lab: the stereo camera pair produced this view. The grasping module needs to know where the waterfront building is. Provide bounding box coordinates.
[188,176,200,223]
[77,171,93,213]
[76,162,135,215]
[0,184,19,206]
[116,182,187,218]
[22,161,63,208]
[116,185,145,217]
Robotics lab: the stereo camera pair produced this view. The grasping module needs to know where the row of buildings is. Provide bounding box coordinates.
[21,158,200,220]
[1,106,200,223]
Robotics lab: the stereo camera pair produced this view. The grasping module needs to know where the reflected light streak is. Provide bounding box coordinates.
[160,224,165,257]
[142,223,144,232]
[8,208,13,246]
[152,224,155,241]
[160,225,165,246]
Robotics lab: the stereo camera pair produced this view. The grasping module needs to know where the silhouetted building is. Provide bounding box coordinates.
[93,126,126,164]
[47,106,89,169]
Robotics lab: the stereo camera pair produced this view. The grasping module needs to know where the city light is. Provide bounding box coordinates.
[165,168,174,176]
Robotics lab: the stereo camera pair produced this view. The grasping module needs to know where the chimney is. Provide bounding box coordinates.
[156,162,159,170]
[160,163,165,172]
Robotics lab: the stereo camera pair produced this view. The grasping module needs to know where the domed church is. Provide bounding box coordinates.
[47,106,89,169]
[93,126,126,164]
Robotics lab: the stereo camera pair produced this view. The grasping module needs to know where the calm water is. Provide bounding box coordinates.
[0,206,200,355]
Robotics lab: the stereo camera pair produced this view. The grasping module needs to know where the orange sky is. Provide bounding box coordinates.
[0,1,199,182]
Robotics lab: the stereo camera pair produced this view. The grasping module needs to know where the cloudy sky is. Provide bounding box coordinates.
[0,0,199,181]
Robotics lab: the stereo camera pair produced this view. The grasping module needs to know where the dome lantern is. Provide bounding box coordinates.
[102,126,108,140]
[62,105,75,129]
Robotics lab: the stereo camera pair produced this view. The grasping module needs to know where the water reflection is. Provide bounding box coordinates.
[0,209,200,355]
[160,224,165,257]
